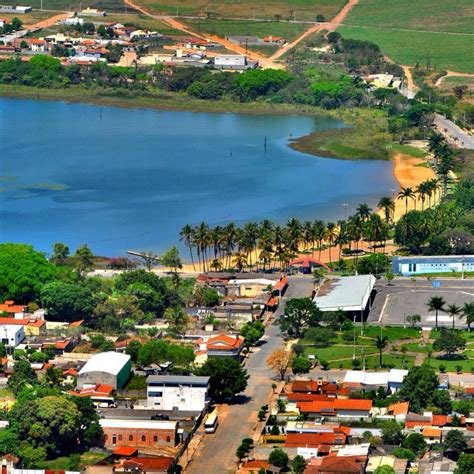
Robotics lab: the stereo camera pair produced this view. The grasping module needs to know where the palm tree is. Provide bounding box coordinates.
[194,222,210,272]
[397,187,416,215]
[326,222,337,265]
[447,303,462,329]
[356,203,372,221]
[313,220,326,260]
[416,182,429,211]
[179,224,196,271]
[233,252,247,272]
[438,145,455,196]
[462,302,474,331]
[427,295,446,330]
[378,196,395,224]
[286,218,302,253]
[375,335,388,368]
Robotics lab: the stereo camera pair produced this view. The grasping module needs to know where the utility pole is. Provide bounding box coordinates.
[352,313,356,360]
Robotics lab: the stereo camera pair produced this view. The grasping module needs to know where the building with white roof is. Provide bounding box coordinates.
[312,275,376,314]
[77,352,131,389]
[343,369,408,392]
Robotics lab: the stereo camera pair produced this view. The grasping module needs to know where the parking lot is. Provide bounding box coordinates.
[368,278,474,328]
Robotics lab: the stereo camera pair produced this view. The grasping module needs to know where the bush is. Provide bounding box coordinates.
[393,447,416,462]
[352,358,362,369]
[268,448,289,469]
[439,364,447,373]
[319,359,329,370]
[292,356,312,374]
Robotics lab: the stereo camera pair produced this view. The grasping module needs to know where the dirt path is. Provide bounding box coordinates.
[123,0,280,68]
[435,70,474,87]
[270,0,359,60]
[25,12,72,30]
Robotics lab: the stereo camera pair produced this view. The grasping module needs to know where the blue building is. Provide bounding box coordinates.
[392,255,474,276]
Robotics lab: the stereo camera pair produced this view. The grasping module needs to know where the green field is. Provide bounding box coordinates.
[184,18,309,42]
[132,0,347,21]
[337,26,474,74]
[343,0,474,34]
[10,0,128,11]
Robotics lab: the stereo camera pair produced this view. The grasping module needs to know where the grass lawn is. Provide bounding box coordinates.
[400,342,432,353]
[132,0,347,21]
[304,344,378,361]
[96,13,182,35]
[337,26,474,74]
[36,452,108,470]
[0,388,14,399]
[439,76,474,92]
[343,0,474,34]
[184,18,309,42]
[428,357,474,373]
[430,329,474,340]
[364,353,416,370]
[361,325,421,341]
[390,143,427,158]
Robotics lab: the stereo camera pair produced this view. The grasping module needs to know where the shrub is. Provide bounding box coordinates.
[393,447,416,462]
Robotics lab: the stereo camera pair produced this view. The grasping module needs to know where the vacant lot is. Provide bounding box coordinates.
[342,0,474,34]
[97,12,182,35]
[133,0,347,21]
[337,26,474,74]
[184,18,309,42]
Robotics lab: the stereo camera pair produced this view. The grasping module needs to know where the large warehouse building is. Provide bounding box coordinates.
[77,352,131,389]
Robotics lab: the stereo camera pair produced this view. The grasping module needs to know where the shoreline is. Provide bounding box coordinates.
[1,85,436,268]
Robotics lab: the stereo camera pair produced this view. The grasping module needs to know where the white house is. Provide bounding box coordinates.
[0,324,25,348]
[146,375,210,412]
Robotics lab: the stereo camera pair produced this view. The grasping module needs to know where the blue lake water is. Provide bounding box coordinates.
[0,97,397,257]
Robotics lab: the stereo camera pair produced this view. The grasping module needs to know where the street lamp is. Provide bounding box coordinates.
[342,203,349,220]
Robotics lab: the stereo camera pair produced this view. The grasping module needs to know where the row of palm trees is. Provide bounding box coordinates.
[396,178,441,216]
[180,202,395,272]
[427,296,474,330]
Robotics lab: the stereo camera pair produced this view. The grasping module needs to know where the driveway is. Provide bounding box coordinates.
[185,276,314,473]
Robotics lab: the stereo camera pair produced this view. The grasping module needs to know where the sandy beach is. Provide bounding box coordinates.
[391,152,436,221]
[178,152,435,273]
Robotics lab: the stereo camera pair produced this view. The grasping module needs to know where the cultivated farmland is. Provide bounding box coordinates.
[337,0,474,74]
[131,0,347,21]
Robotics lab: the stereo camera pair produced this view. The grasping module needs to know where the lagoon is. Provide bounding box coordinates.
[0,98,397,256]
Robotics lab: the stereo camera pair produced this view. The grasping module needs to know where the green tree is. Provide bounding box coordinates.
[393,448,415,462]
[278,297,322,337]
[304,327,335,347]
[8,359,38,395]
[268,448,289,469]
[125,340,142,362]
[444,429,467,455]
[406,314,421,329]
[74,244,94,279]
[160,246,182,274]
[291,454,306,473]
[375,335,388,368]
[378,196,395,223]
[137,339,194,368]
[165,306,189,338]
[398,365,439,413]
[428,295,446,330]
[94,294,144,331]
[0,243,57,303]
[41,281,95,322]
[195,358,249,402]
[51,242,70,263]
[381,420,404,445]
[454,453,474,473]
[433,328,466,356]
[447,304,462,330]
[397,187,416,215]
[374,467,395,474]
[292,356,312,374]
[403,433,427,454]
[240,320,264,347]
[43,366,64,388]
[357,253,389,275]
[193,286,220,307]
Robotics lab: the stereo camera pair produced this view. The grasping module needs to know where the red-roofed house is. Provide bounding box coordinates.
[388,402,409,422]
[69,383,114,399]
[298,399,372,420]
[206,334,244,358]
[30,38,48,52]
[0,317,45,336]
[241,460,281,474]
[113,446,138,457]
[0,301,27,317]
[285,432,346,448]
[305,455,365,473]
[114,456,175,473]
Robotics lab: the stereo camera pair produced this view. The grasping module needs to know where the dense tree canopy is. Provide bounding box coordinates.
[397,365,440,413]
[195,357,249,402]
[0,243,57,303]
[40,281,95,322]
[278,298,322,337]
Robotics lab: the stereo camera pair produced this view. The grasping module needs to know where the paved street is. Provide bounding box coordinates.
[185,276,314,474]
[434,113,474,150]
[368,278,474,327]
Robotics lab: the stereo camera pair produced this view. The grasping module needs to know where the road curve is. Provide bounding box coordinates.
[270,0,359,60]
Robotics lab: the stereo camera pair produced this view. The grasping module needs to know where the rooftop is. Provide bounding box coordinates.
[147,375,209,386]
[313,275,376,312]
[99,418,176,430]
[78,352,130,376]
